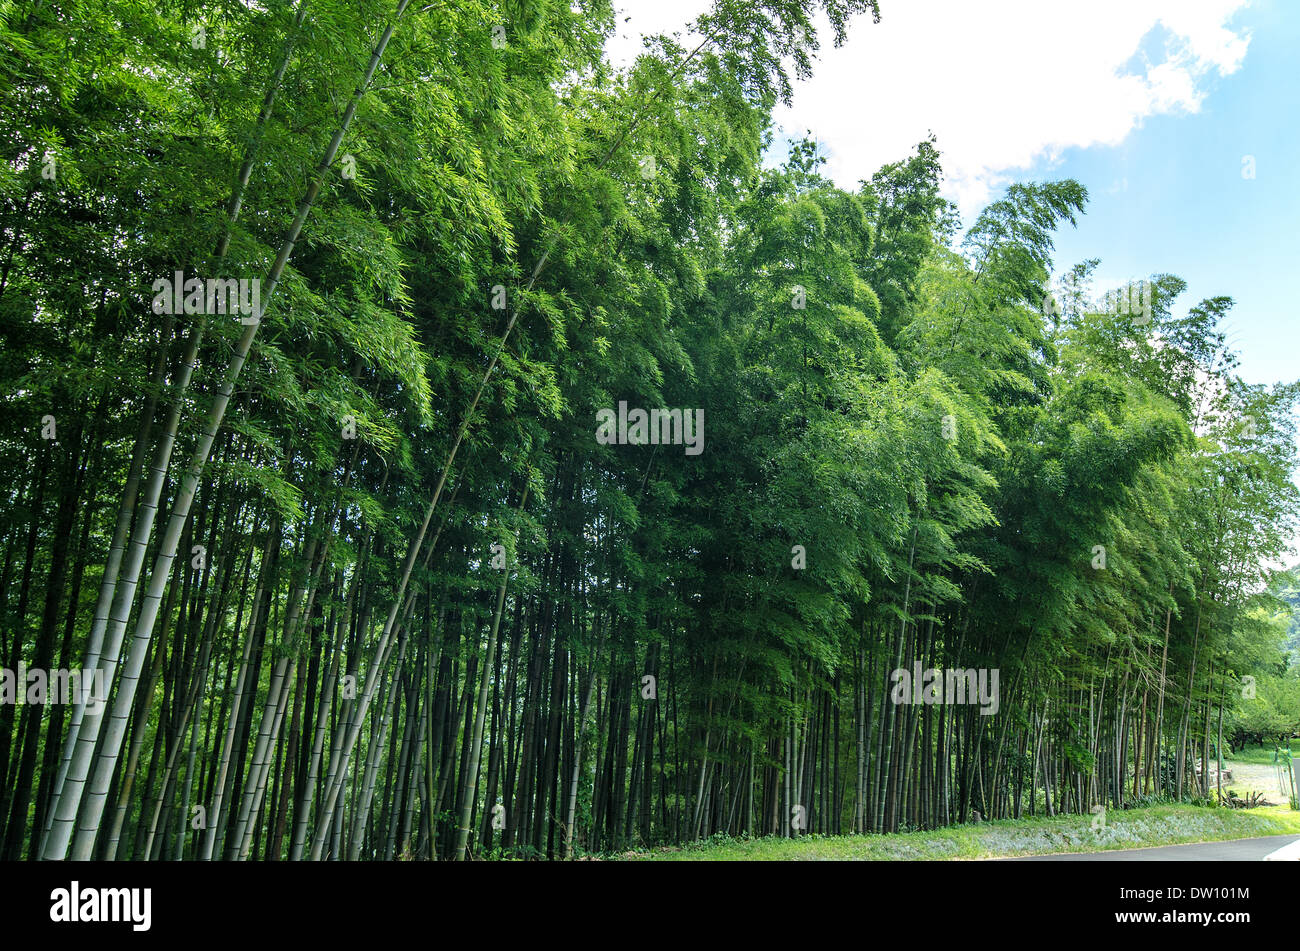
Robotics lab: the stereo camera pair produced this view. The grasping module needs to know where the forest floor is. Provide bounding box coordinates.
[1218,745,1298,803]
[618,802,1300,861]
[1218,760,1288,800]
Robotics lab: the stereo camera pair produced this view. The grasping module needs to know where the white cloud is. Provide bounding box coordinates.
[604,0,712,68]
[609,0,1251,216]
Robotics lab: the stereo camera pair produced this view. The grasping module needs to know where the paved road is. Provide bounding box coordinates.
[1010,834,1300,861]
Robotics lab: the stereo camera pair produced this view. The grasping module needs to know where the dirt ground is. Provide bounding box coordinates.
[1216,759,1294,803]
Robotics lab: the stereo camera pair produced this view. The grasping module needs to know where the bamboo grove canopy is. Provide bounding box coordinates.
[0,0,1297,862]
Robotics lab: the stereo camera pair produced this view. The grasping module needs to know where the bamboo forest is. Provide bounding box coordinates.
[2,0,1299,868]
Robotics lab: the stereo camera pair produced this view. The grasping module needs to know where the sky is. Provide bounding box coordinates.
[608,0,1300,562]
